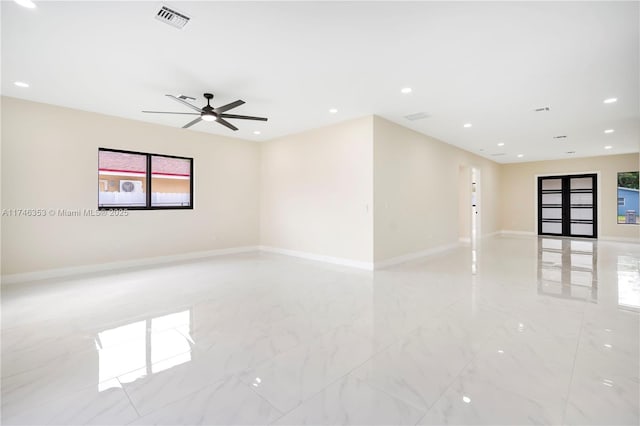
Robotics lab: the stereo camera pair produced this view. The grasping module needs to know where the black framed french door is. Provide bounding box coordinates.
[538,174,598,238]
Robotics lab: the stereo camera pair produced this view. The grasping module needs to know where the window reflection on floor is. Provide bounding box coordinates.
[617,255,640,311]
[537,238,597,301]
[95,310,191,391]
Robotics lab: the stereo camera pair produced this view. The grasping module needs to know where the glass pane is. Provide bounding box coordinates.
[542,268,561,283]
[571,253,593,269]
[542,222,562,234]
[570,177,592,190]
[542,179,562,190]
[571,223,593,236]
[542,193,562,205]
[541,238,562,250]
[571,208,592,221]
[617,171,639,224]
[571,270,593,286]
[542,208,562,219]
[571,240,593,253]
[151,156,192,207]
[571,193,592,205]
[98,151,147,207]
[542,250,562,265]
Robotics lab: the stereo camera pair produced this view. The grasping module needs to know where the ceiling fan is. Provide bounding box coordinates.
[142,93,267,131]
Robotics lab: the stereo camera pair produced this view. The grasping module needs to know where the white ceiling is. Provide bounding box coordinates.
[2,1,638,163]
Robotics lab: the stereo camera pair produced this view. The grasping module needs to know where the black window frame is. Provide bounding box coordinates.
[537,173,598,238]
[98,148,194,211]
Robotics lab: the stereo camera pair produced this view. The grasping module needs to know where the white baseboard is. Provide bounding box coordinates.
[500,230,536,236]
[483,231,501,238]
[375,242,460,269]
[599,236,640,244]
[1,246,260,286]
[259,246,374,271]
[459,231,500,244]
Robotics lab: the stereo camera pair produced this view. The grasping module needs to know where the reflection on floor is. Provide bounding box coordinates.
[1,235,639,425]
[96,310,192,392]
[538,237,599,302]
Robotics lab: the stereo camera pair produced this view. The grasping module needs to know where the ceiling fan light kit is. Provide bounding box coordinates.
[142,92,267,131]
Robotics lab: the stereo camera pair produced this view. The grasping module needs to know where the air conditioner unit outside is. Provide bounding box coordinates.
[120,180,143,193]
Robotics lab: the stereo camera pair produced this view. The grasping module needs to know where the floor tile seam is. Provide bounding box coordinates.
[408,294,468,334]
[235,373,286,424]
[96,342,200,384]
[2,330,198,388]
[118,376,142,420]
[346,370,433,415]
[1,326,186,379]
[120,373,225,420]
[3,323,195,379]
[561,308,587,425]
[412,315,510,425]
[0,322,82,338]
[265,335,399,424]
[1,376,141,423]
[2,342,198,409]
[0,348,85,380]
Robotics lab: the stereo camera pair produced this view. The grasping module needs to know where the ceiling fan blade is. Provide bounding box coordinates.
[166,94,204,113]
[219,113,268,121]
[142,111,200,115]
[182,117,203,129]
[215,100,245,113]
[216,117,239,131]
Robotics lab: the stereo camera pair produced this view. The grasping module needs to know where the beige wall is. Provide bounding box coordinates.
[500,154,640,240]
[373,116,501,262]
[3,97,637,277]
[260,117,374,263]
[1,97,260,275]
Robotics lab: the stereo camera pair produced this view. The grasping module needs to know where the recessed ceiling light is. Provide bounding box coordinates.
[497,143,505,147]
[604,145,613,150]
[14,0,36,8]
[253,131,261,135]
[603,98,617,104]
[14,81,29,88]
[329,108,338,114]
[463,123,472,128]
[401,87,412,94]
[517,154,524,158]
[462,396,471,404]
[604,129,615,134]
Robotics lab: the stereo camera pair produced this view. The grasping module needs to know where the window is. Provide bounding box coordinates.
[98,148,192,210]
[617,171,639,224]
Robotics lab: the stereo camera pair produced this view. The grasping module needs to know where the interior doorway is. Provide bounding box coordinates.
[471,168,480,241]
[538,173,598,238]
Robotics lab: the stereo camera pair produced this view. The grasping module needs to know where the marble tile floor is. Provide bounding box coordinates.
[1,235,638,425]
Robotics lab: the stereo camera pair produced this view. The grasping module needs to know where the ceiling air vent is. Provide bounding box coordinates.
[404,112,430,121]
[553,135,567,139]
[534,106,550,112]
[155,6,190,29]
[491,153,506,157]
